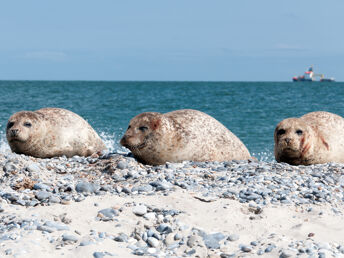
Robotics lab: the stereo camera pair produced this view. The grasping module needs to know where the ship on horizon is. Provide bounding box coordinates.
[292,66,335,82]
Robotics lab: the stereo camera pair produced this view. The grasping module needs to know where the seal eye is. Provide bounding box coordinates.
[24,122,32,127]
[277,129,285,135]
[139,126,148,132]
[127,125,131,130]
[7,122,14,129]
[296,129,303,136]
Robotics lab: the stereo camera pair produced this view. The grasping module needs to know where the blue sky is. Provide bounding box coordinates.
[0,1,343,81]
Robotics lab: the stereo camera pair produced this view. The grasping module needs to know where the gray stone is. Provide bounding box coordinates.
[49,196,61,203]
[75,181,97,193]
[35,191,52,201]
[174,233,182,240]
[240,245,252,252]
[44,221,69,231]
[227,234,239,241]
[156,223,172,234]
[80,240,94,246]
[114,233,128,242]
[5,249,12,255]
[133,205,147,216]
[93,252,105,258]
[143,212,156,220]
[3,162,17,173]
[147,237,160,247]
[187,235,197,247]
[97,208,119,221]
[37,225,55,233]
[33,183,50,191]
[202,233,225,249]
[116,161,128,170]
[26,163,41,173]
[265,245,275,253]
[62,234,78,242]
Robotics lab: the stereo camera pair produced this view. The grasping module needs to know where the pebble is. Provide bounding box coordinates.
[97,208,119,221]
[227,234,239,242]
[147,237,160,247]
[114,233,128,242]
[133,205,147,216]
[75,181,97,193]
[202,233,225,249]
[93,252,105,258]
[187,235,197,247]
[26,163,41,173]
[62,234,79,242]
[240,245,252,252]
[116,161,128,170]
[35,191,52,201]
[44,221,69,231]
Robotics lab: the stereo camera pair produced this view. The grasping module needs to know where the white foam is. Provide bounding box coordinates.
[252,151,275,162]
[99,131,127,154]
[0,131,11,154]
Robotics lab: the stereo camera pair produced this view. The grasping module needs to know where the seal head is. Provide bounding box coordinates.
[6,111,45,156]
[274,118,315,165]
[120,112,166,164]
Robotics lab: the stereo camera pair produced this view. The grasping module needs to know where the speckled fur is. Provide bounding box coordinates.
[274,111,344,165]
[120,109,251,165]
[6,108,106,158]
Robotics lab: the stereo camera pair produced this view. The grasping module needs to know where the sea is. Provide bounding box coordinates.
[0,81,343,161]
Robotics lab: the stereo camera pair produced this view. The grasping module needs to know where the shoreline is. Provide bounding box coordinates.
[0,152,343,257]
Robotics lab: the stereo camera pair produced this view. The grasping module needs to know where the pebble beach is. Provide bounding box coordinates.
[0,150,343,258]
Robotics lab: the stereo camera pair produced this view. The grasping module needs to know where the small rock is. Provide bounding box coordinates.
[133,205,147,216]
[93,252,105,258]
[147,237,160,247]
[143,212,156,220]
[75,181,97,193]
[117,161,128,170]
[227,234,239,241]
[35,191,52,201]
[80,240,94,246]
[5,249,12,255]
[44,221,69,231]
[3,162,17,173]
[26,163,41,173]
[187,235,198,247]
[97,208,119,221]
[114,233,128,242]
[62,234,78,242]
[240,245,252,252]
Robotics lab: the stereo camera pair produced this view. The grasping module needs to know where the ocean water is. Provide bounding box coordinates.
[0,80,343,161]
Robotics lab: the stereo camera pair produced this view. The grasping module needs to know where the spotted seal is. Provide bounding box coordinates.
[6,107,106,158]
[274,111,344,165]
[120,109,251,165]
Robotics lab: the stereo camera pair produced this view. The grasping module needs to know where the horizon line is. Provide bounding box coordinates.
[0,79,341,83]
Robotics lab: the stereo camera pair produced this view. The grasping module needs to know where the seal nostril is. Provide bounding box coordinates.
[11,129,19,136]
[285,138,291,144]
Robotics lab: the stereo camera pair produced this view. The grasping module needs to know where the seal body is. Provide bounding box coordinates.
[120,109,251,165]
[274,111,344,165]
[6,108,106,158]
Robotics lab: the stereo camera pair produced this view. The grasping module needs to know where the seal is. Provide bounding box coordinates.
[120,109,251,165]
[6,107,106,158]
[274,111,344,165]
